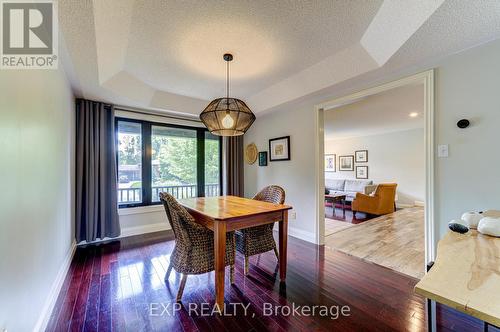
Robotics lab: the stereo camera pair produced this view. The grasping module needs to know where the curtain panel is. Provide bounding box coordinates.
[222,136,244,196]
[75,99,120,242]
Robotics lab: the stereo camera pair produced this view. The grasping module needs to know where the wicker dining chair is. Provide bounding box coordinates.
[235,185,285,275]
[159,192,236,302]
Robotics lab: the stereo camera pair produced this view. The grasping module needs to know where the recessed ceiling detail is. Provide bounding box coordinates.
[93,0,135,85]
[58,0,500,116]
[360,0,446,66]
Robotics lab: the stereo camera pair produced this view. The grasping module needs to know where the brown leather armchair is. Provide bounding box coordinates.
[352,183,397,216]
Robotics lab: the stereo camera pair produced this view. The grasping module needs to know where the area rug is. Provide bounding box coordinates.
[324,207,425,279]
[325,218,356,236]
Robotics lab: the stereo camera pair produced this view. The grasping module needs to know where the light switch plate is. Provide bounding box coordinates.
[438,144,449,158]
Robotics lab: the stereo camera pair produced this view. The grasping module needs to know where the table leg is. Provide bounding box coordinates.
[278,211,288,281]
[427,298,436,332]
[426,261,436,332]
[214,220,226,310]
[325,198,332,217]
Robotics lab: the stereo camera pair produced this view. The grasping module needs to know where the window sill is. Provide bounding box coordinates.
[118,205,164,216]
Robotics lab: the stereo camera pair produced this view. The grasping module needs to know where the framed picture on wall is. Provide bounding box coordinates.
[356,166,368,179]
[269,136,290,161]
[339,155,354,171]
[355,150,368,163]
[325,154,336,172]
[258,151,268,166]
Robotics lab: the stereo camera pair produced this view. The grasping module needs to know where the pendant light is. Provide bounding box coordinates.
[200,53,256,136]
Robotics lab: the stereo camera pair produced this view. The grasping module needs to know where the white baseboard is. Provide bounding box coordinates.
[272,225,316,244]
[120,222,171,238]
[34,241,76,332]
[397,201,425,209]
[287,227,316,243]
[397,203,414,208]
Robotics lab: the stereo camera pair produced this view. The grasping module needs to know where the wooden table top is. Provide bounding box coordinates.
[178,195,292,221]
[415,210,500,326]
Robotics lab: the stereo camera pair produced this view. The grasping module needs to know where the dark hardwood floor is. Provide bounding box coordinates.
[46,231,497,332]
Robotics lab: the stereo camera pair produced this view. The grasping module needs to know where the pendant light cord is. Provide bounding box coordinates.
[226,59,229,99]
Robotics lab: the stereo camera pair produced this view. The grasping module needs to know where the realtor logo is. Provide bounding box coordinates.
[1,0,58,69]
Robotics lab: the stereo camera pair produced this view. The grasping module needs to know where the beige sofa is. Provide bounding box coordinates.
[325,179,377,202]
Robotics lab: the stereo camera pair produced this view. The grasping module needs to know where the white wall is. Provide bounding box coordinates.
[244,102,319,242]
[0,68,75,331]
[325,128,424,206]
[244,37,500,245]
[435,39,500,239]
[118,206,170,237]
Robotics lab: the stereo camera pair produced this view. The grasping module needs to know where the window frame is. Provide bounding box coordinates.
[116,117,222,208]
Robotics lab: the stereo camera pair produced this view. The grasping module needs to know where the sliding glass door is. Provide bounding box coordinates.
[116,118,221,207]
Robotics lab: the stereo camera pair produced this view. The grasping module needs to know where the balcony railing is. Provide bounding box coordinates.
[118,187,142,204]
[118,183,220,205]
[204,183,220,197]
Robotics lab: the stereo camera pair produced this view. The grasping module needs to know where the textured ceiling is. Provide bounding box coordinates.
[324,83,424,140]
[123,0,381,100]
[58,0,500,116]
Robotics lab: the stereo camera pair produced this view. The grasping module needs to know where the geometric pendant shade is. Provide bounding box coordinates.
[200,97,255,136]
[200,53,256,136]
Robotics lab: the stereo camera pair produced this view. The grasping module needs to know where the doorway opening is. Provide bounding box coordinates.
[314,71,435,279]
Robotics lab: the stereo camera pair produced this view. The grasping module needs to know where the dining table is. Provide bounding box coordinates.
[178,195,292,308]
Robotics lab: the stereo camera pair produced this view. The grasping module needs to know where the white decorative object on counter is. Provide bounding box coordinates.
[477,217,500,237]
[461,212,483,229]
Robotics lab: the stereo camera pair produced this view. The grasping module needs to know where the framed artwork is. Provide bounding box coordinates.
[325,154,336,172]
[258,151,268,166]
[339,155,354,171]
[356,166,368,179]
[269,136,290,161]
[355,150,368,163]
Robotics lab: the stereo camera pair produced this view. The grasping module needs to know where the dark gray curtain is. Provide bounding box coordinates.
[75,99,120,242]
[222,136,244,196]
